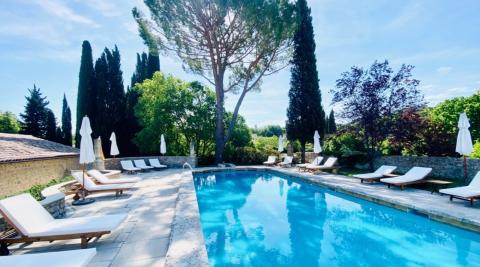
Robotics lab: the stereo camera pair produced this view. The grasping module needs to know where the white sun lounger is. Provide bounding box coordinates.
[0,194,126,253]
[133,159,154,171]
[306,157,339,173]
[380,167,432,190]
[149,158,167,169]
[87,170,141,184]
[263,156,277,166]
[278,156,293,167]
[72,172,134,197]
[297,156,324,169]
[353,165,397,183]
[440,171,480,205]
[120,160,141,173]
[0,249,96,267]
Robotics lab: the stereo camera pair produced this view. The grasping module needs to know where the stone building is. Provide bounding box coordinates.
[0,133,79,197]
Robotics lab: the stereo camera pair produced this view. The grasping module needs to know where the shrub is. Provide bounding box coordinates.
[323,132,367,167]
[224,146,270,165]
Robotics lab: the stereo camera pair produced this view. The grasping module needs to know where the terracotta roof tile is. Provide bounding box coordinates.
[0,133,79,163]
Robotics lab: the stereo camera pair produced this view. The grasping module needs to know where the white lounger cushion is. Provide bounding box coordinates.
[133,159,154,169]
[353,165,397,179]
[0,248,96,267]
[279,156,293,165]
[0,194,127,237]
[380,167,432,184]
[307,157,338,169]
[149,158,167,168]
[31,214,126,237]
[72,172,134,191]
[439,171,480,197]
[120,160,141,171]
[298,157,324,168]
[439,186,480,198]
[87,170,141,184]
[264,156,276,164]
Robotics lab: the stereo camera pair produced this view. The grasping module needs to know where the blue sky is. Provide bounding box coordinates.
[0,0,479,127]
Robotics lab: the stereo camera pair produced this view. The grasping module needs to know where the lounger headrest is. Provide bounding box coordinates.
[324,157,338,167]
[121,160,134,167]
[313,157,323,165]
[404,167,432,178]
[72,171,96,190]
[268,156,276,161]
[469,171,480,187]
[0,194,54,236]
[375,165,397,175]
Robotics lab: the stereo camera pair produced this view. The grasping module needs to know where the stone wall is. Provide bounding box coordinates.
[373,156,480,181]
[104,156,197,170]
[0,193,66,232]
[0,156,79,197]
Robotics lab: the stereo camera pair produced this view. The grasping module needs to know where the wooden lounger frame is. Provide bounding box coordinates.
[384,180,426,190]
[311,166,339,174]
[443,194,479,206]
[0,209,110,255]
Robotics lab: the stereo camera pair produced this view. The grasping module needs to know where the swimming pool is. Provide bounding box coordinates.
[193,170,480,267]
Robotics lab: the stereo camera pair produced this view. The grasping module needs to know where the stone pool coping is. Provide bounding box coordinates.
[193,166,480,233]
[165,171,209,267]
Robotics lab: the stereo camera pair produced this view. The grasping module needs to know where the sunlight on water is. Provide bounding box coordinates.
[193,171,480,267]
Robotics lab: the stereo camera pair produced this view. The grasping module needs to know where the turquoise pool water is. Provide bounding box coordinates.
[193,171,480,267]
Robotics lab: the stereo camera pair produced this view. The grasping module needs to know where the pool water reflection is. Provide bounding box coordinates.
[193,171,480,267]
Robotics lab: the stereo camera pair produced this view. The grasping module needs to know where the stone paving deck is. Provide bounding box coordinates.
[10,169,185,267]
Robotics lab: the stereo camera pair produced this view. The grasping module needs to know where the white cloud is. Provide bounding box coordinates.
[0,23,68,46]
[386,1,423,30]
[437,66,452,74]
[83,0,122,17]
[33,0,97,26]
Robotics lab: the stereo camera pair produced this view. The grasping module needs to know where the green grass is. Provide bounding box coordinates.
[1,176,74,201]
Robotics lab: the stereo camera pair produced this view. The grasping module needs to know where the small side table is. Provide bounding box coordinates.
[425,179,453,194]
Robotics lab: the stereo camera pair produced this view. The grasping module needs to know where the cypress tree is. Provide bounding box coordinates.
[286,0,325,162]
[106,46,126,155]
[92,46,127,155]
[93,52,109,140]
[61,94,72,146]
[328,110,337,134]
[45,109,58,142]
[123,50,160,156]
[325,113,330,134]
[75,41,96,147]
[146,52,160,78]
[20,85,49,138]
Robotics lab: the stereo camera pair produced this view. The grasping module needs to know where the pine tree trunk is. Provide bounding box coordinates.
[215,94,225,164]
[301,140,306,163]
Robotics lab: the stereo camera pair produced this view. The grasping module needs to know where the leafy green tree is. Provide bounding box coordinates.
[20,85,49,138]
[0,111,21,133]
[225,112,252,148]
[76,40,96,147]
[45,109,58,142]
[331,60,423,168]
[133,0,295,163]
[287,0,325,163]
[61,94,72,146]
[124,50,161,156]
[252,125,284,137]
[426,91,480,142]
[134,72,216,158]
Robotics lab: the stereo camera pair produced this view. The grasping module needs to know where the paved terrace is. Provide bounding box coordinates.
[8,166,480,267]
[9,169,209,267]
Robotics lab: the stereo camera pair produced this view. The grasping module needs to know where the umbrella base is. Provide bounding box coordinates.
[72,198,95,206]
